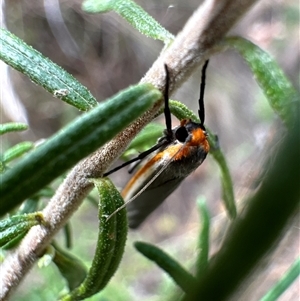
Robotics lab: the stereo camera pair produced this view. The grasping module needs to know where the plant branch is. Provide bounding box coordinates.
[0,0,259,299]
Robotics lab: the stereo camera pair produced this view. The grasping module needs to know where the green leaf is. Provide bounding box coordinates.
[0,123,28,135]
[0,212,44,248]
[0,212,44,231]
[60,178,127,300]
[93,178,127,290]
[17,187,54,214]
[169,100,237,219]
[1,231,27,250]
[3,142,34,163]
[135,241,196,293]
[0,28,97,111]
[122,122,164,159]
[18,198,40,214]
[196,198,210,276]
[168,100,199,121]
[63,223,72,249]
[82,0,174,44]
[208,134,236,219]
[224,37,300,127]
[52,243,87,291]
[0,161,6,174]
[260,257,300,301]
[0,83,162,215]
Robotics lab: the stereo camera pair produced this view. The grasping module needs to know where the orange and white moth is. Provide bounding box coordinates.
[104,61,210,228]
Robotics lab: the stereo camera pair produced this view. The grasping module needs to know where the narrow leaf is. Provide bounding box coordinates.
[0,212,44,231]
[135,241,196,293]
[122,123,164,159]
[82,0,174,44]
[0,123,28,135]
[208,134,237,219]
[52,243,87,291]
[3,142,34,163]
[196,198,210,276]
[63,223,72,249]
[0,28,97,111]
[92,178,128,290]
[61,178,127,300]
[0,212,44,247]
[0,161,5,174]
[224,37,300,127]
[1,231,27,250]
[18,198,40,214]
[169,100,199,121]
[0,84,162,215]
[260,257,300,301]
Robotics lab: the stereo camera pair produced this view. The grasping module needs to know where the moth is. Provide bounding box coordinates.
[104,61,210,228]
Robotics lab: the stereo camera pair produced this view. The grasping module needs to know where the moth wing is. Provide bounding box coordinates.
[126,176,184,228]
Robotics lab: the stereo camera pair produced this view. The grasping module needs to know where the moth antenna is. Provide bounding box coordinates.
[198,60,209,128]
[104,65,173,177]
[164,64,172,137]
[103,139,169,176]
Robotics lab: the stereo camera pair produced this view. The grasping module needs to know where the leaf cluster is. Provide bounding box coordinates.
[0,1,299,300]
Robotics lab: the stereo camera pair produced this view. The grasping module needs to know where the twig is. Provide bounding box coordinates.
[0,0,259,299]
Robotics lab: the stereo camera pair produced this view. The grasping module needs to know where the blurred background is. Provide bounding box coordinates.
[1,0,299,300]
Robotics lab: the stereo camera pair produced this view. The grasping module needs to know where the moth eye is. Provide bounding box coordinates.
[175,126,189,143]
